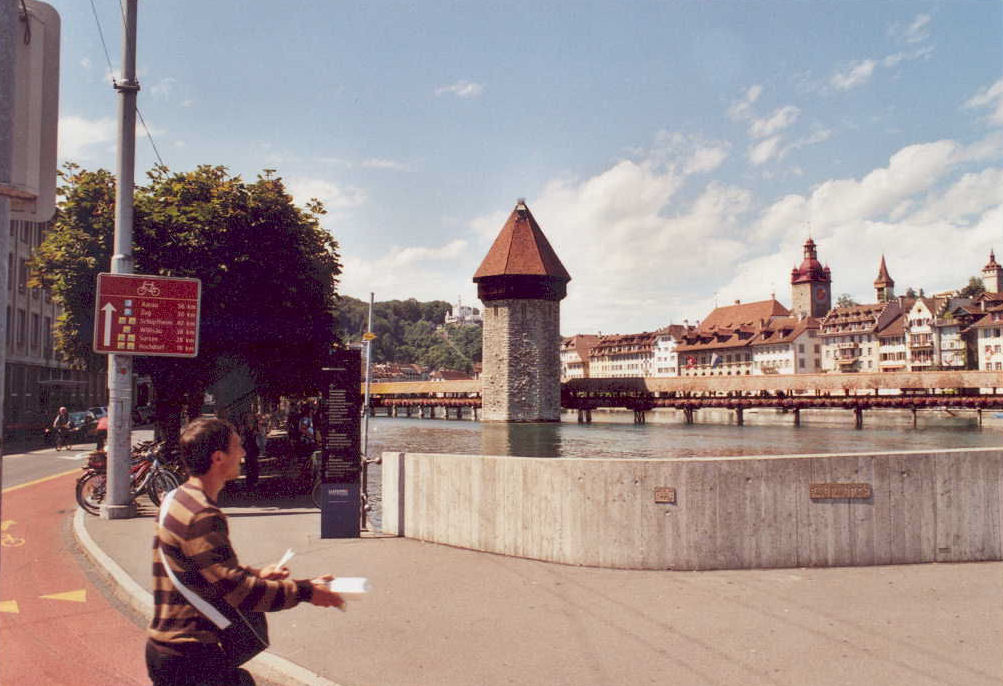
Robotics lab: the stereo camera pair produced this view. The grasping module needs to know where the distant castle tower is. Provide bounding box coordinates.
[982,249,1002,293]
[874,255,895,302]
[789,237,831,318]
[473,200,571,422]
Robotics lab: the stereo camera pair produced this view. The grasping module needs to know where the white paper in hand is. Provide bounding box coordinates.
[276,548,295,568]
[329,577,370,596]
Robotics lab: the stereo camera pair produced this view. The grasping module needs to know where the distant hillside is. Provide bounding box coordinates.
[336,296,481,373]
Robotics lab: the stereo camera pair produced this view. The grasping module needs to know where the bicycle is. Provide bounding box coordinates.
[75,445,183,515]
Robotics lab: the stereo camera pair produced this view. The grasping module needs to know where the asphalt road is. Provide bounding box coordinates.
[1,429,155,490]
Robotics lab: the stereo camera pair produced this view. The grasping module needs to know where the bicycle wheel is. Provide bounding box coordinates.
[311,481,324,509]
[146,469,181,507]
[75,472,107,516]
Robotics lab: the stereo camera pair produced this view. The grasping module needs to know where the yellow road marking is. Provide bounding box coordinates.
[1,468,80,494]
[40,589,87,603]
[1,520,26,547]
[0,600,19,613]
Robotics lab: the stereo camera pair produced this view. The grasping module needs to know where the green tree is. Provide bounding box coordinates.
[835,293,858,308]
[959,276,986,298]
[31,164,341,442]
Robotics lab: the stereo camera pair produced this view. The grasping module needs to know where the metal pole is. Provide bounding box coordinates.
[103,0,139,519]
[360,292,373,530]
[0,0,15,502]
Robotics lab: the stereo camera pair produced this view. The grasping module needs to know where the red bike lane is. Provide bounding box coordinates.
[1,471,151,686]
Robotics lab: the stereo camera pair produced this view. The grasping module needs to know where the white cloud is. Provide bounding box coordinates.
[749,105,801,139]
[80,57,92,70]
[361,158,409,171]
[287,177,366,211]
[58,115,116,161]
[830,59,877,91]
[891,14,932,45]
[435,81,484,99]
[684,145,729,174]
[748,136,782,165]
[728,84,762,121]
[149,77,177,99]
[340,240,471,301]
[965,79,1003,127]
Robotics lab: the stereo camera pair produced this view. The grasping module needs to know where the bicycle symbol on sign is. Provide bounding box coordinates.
[136,281,161,297]
[1,520,25,547]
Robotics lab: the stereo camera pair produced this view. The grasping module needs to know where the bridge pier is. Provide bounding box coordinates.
[577,409,592,424]
[735,408,744,426]
[793,408,800,427]
[854,406,863,430]
[633,410,646,424]
[912,407,918,428]
[978,408,983,427]
[684,408,694,424]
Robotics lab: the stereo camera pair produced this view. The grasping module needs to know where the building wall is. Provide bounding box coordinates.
[978,323,1003,371]
[5,218,105,435]
[480,298,561,422]
[383,447,1003,570]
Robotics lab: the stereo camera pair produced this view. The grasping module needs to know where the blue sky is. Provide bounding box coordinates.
[51,1,1003,334]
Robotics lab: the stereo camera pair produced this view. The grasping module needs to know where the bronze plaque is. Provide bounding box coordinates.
[654,487,676,504]
[809,482,872,500]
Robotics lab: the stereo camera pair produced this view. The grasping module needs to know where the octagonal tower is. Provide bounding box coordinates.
[473,200,571,422]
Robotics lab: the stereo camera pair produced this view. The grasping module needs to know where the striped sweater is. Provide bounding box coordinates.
[149,482,313,648]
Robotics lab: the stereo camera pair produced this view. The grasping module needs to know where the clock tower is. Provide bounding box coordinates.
[790,237,832,319]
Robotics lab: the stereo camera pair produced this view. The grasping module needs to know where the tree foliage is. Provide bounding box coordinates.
[835,293,858,308]
[959,276,986,298]
[31,164,341,437]
[337,296,481,372]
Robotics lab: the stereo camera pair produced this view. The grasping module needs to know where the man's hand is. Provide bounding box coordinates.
[257,565,290,580]
[309,574,346,610]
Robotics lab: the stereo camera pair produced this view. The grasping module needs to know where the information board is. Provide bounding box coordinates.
[319,350,362,539]
[320,349,363,483]
[93,273,201,357]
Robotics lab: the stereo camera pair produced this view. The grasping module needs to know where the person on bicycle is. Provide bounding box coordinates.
[52,407,72,449]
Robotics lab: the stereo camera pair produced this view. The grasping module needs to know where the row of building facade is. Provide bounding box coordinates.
[561,241,1003,380]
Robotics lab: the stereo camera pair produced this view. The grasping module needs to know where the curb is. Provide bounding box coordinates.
[72,508,343,686]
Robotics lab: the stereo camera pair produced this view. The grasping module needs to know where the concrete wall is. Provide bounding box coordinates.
[382,447,1003,570]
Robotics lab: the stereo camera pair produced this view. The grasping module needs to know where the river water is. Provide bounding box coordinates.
[360,411,1003,528]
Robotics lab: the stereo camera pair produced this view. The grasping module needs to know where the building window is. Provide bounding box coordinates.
[5,306,10,345]
[6,253,12,290]
[18,259,27,293]
[44,316,52,358]
[30,313,40,350]
[16,309,26,346]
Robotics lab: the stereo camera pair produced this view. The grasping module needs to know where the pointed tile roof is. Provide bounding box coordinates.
[874,255,894,287]
[474,201,571,282]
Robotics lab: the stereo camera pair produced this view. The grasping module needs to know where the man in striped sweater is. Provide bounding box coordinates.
[147,417,345,686]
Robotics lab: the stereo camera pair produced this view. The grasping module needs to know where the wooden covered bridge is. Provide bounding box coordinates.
[366,370,1003,428]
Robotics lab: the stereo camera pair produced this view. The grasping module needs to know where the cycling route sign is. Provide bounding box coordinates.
[93,273,201,357]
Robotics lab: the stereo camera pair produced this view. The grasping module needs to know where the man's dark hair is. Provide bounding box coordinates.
[180,417,237,476]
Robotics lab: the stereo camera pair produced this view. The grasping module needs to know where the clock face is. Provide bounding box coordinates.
[813,285,828,303]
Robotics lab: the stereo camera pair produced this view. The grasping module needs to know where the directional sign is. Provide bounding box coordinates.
[93,273,201,357]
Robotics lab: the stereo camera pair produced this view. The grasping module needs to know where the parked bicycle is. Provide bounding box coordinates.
[75,443,183,515]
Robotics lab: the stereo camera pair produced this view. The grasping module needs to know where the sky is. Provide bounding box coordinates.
[49,0,1003,335]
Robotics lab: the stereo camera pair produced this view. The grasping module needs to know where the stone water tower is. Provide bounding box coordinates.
[473,200,571,422]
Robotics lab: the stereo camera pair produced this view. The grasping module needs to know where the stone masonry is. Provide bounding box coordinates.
[480,299,562,422]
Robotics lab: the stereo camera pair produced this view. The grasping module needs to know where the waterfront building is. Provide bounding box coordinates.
[474,200,570,422]
[589,331,659,378]
[982,249,1003,294]
[972,305,1003,371]
[934,298,975,370]
[677,298,790,376]
[904,297,942,370]
[750,316,821,374]
[876,310,908,372]
[371,363,427,382]
[652,325,689,377]
[874,255,895,302]
[560,334,599,380]
[789,237,832,319]
[819,300,904,373]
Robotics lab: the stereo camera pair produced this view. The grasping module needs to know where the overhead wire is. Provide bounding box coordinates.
[88,0,167,169]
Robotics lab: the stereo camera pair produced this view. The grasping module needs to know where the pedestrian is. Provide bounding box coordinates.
[146,417,346,686]
[51,406,71,450]
[94,415,108,451]
[240,414,261,492]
